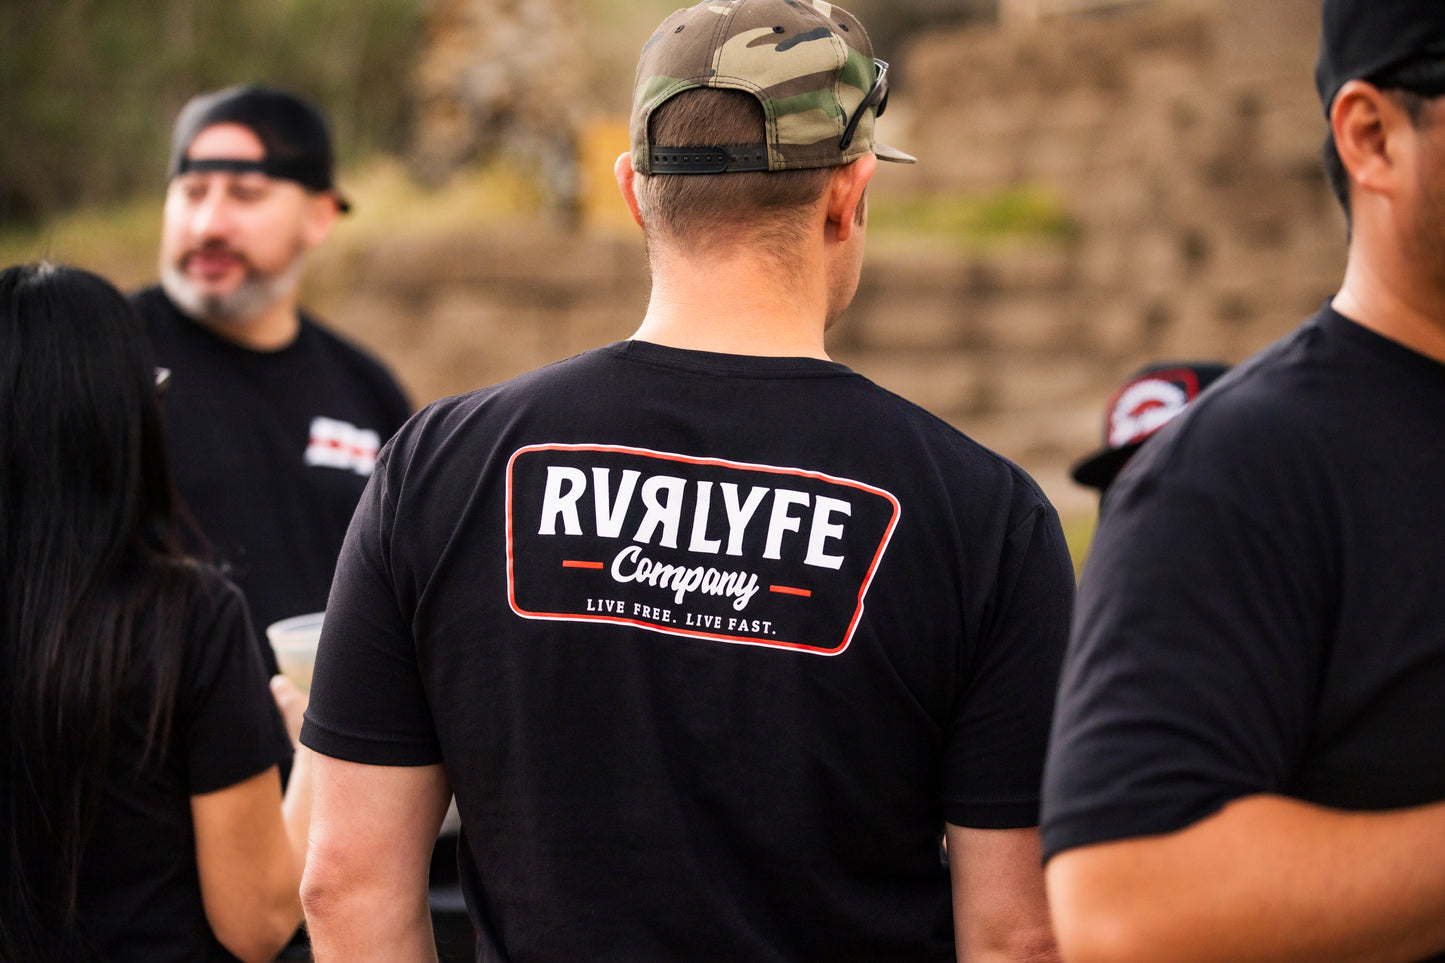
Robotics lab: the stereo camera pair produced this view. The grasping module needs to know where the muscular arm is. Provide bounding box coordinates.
[300,755,452,963]
[947,824,1059,963]
[1046,794,1445,963]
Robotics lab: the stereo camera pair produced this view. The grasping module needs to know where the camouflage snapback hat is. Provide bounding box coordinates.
[631,0,916,174]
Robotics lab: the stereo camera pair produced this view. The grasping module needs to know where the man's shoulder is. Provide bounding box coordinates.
[401,348,612,426]
[130,286,208,369]
[128,283,167,309]
[130,284,182,331]
[1111,318,1343,508]
[295,309,410,400]
[844,371,1059,509]
[297,309,386,365]
[1165,321,1335,445]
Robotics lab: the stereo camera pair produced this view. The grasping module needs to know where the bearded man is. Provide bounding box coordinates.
[132,85,412,674]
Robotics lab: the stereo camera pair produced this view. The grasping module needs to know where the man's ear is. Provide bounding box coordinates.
[1332,79,1407,202]
[614,152,645,228]
[826,153,877,243]
[302,191,342,248]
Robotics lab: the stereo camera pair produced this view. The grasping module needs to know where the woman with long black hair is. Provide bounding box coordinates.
[0,262,312,962]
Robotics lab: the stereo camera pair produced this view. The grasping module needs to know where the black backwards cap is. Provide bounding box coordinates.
[1315,0,1445,114]
[168,85,351,213]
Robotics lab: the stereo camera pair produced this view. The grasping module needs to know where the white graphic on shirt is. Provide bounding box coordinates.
[507,444,899,655]
[609,545,762,610]
[304,416,381,476]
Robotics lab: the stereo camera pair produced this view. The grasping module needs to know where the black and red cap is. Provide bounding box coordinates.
[1071,361,1229,492]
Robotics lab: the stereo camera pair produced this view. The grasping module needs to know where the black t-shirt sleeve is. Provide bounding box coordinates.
[181,578,294,795]
[944,498,1074,829]
[1041,405,1334,861]
[301,441,442,766]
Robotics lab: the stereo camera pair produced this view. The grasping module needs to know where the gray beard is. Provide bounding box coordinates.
[160,254,306,327]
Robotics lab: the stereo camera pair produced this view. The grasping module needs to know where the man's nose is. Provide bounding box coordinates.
[189,186,235,240]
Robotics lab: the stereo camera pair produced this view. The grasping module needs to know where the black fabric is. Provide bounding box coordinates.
[1315,0,1445,111]
[302,340,1074,962]
[648,144,771,173]
[176,158,275,178]
[76,567,293,962]
[1043,306,1445,962]
[132,286,412,673]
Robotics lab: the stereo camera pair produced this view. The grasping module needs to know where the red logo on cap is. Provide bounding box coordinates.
[1107,369,1201,449]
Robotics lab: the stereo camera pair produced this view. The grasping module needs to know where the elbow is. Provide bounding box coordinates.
[1051,914,1148,963]
[299,856,345,933]
[212,893,303,963]
[1048,885,1161,963]
[301,828,439,952]
[992,924,1062,963]
[300,847,387,941]
[202,867,302,963]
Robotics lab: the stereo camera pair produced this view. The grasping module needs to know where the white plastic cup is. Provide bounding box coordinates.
[266,611,325,691]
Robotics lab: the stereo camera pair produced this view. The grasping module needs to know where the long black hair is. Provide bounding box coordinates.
[1,263,196,960]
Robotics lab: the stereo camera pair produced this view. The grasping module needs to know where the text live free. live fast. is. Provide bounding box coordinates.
[507,444,900,655]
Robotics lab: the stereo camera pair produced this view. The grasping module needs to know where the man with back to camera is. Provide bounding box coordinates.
[1042,3,1445,962]
[131,85,412,674]
[297,1,1074,960]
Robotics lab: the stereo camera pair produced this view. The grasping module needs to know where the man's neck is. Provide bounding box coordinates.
[631,248,831,359]
[1334,245,1445,364]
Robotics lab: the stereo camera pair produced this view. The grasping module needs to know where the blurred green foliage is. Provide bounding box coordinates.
[0,0,426,227]
[1,0,1045,247]
[1061,508,1097,578]
[870,185,1080,249]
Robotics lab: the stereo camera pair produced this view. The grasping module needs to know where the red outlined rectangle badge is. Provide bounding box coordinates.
[506,444,899,655]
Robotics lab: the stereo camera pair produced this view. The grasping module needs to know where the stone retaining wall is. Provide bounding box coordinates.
[308,0,1340,522]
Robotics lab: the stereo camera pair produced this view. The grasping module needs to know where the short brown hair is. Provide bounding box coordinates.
[634,88,833,259]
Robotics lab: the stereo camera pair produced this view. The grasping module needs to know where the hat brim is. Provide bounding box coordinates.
[875,142,917,164]
[1070,442,1142,491]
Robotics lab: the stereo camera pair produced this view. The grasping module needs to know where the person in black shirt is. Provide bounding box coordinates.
[130,86,411,674]
[298,2,1073,960]
[0,262,312,963]
[1044,3,1445,961]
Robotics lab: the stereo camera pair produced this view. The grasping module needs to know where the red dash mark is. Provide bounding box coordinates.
[563,560,605,569]
[770,585,812,597]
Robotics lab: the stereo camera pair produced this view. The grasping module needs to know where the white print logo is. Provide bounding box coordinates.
[304,416,381,476]
[610,544,761,610]
[537,469,854,576]
[506,444,900,656]
[537,467,853,616]
[1108,379,1188,449]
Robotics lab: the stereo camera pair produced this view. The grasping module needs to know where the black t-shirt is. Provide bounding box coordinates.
[76,567,293,962]
[133,286,412,671]
[303,341,1074,962]
[1043,306,1445,962]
